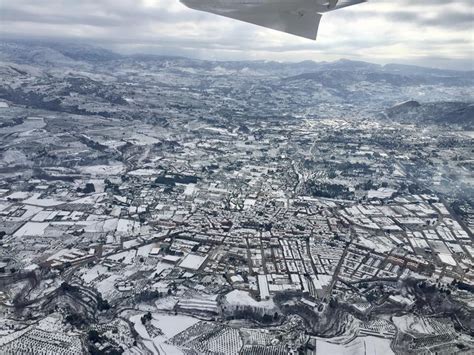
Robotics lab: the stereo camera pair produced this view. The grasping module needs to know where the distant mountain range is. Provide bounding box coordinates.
[0,39,472,129]
[0,40,121,66]
[2,39,473,78]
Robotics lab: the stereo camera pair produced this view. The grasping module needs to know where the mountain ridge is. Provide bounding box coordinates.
[1,39,473,78]
[0,39,472,130]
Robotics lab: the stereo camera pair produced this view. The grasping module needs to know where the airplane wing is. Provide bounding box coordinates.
[335,0,367,10]
[207,6,322,40]
[182,1,323,40]
[181,0,367,40]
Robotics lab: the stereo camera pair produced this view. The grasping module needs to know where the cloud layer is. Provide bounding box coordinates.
[0,0,473,69]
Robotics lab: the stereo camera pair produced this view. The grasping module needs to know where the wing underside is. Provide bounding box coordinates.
[181,0,367,40]
[335,0,366,9]
[202,4,323,40]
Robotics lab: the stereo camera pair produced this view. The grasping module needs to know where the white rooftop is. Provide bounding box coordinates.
[179,253,207,270]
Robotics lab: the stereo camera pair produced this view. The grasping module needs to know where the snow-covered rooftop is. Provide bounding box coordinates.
[179,253,207,270]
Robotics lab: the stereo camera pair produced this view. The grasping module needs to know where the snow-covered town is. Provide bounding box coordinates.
[0,41,473,354]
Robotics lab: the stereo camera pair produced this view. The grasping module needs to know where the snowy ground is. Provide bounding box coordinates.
[315,336,394,355]
[13,222,49,237]
[393,315,435,335]
[24,193,64,207]
[128,168,160,176]
[130,312,200,355]
[79,163,126,176]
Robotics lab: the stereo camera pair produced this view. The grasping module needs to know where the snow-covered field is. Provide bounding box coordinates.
[315,336,394,355]
[81,264,108,284]
[13,222,49,237]
[393,315,441,336]
[151,314,200,338]
[1,117,45,134]
[130,313,200,355]
[24,193,64,207]
[79,163,126,176]
[128,168,160,176]
[224,290,275,310]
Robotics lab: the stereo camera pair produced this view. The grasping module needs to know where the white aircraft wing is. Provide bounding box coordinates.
[181,0,367,40]
[181,1,323,40]
[207,6,322,40]
[335,0,367,10]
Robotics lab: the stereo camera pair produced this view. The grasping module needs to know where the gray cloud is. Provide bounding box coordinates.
[0,0,472,70]
[385,9,474,29]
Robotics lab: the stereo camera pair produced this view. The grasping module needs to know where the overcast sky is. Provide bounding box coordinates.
[1,0,473,69]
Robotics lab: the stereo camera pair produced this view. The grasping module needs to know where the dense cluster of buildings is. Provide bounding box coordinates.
[0,46,472,354]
